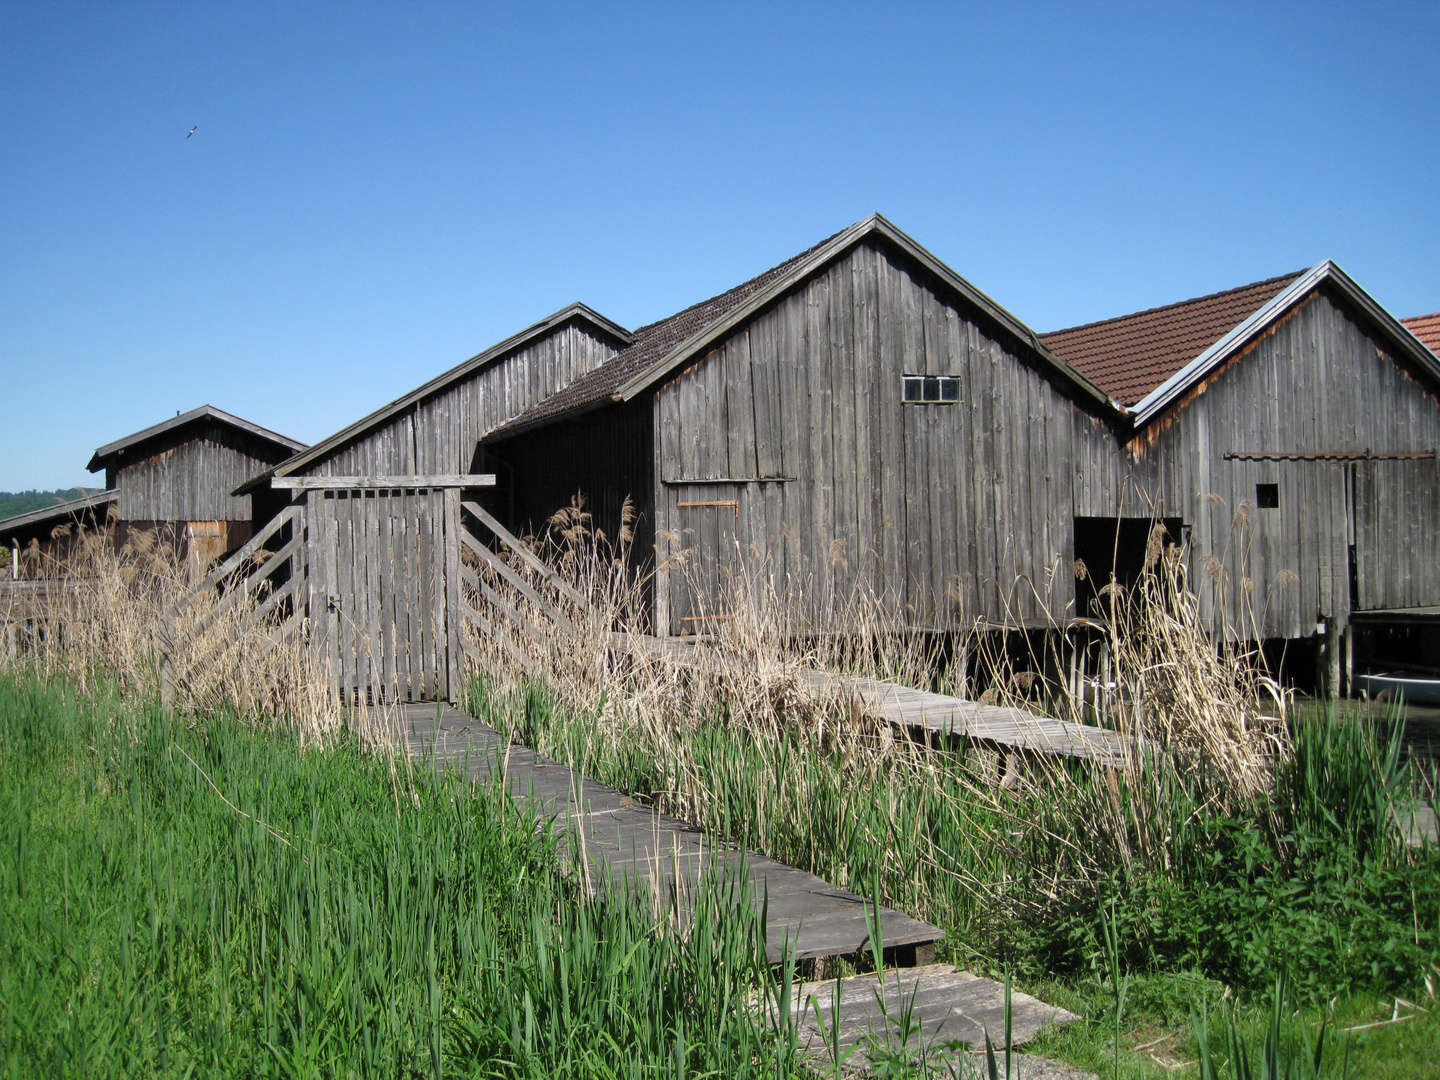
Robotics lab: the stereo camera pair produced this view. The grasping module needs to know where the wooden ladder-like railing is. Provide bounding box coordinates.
[159,502,308,705]
[454,500,597,673]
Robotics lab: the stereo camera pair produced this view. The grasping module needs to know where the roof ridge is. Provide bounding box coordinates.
[1041,270,1307,338]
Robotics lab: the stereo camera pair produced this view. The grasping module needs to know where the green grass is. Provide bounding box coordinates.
[0,674,810,1078]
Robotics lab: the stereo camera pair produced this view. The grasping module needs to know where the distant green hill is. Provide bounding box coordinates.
[0,488,103,520]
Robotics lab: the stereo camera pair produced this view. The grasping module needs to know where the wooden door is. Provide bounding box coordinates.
[669,486,742,635]
[1353,458,1440,611]
[307,486,461,703]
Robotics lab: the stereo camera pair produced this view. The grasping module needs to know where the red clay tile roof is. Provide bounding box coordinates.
[1403,313,1440,356]
[488,228,848,438]
[1039,271,1306,407]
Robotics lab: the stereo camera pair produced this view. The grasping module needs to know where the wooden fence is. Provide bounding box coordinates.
[162,474,596,705]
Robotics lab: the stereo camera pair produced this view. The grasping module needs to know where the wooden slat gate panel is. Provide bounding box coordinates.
[307,486,460,703]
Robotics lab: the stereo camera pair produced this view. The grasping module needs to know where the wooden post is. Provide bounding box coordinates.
[444,487,462,705]
[1323,619,1341,701]
[1336,624,1347,702]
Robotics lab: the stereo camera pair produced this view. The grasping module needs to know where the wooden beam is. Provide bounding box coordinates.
[460,563,549,649]
[457,597,535,672]
[189,503,300,598]
[457,528,580,636]
[271,475,497,491]
[461,500,590,610]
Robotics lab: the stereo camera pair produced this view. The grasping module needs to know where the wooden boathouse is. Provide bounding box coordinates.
[1,405,306,579]
[1042,263,1440,690]
[225,214,1440,697]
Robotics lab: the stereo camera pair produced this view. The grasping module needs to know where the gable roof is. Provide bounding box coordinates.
[241,302,632,492]
[1043,263,1440,427]
[1129,261,1440,425]
[0,488,117,537]
[86,405,308,473]
[1404,313,1440,356]
[1039,271,1305,407]
[486,215,1120,441]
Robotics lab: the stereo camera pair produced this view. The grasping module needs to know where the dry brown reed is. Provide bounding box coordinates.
[0,515,340,741]
[459,493,1297,933]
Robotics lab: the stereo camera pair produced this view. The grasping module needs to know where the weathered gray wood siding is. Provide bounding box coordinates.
[114,421,291,522]
[483,400,656,580]
[652,238,1096,633]
[306,320,622,477]
[1072,289,1440,639]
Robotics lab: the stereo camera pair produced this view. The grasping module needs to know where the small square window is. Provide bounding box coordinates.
[1256,483,1279,509]
[903,374,961,403]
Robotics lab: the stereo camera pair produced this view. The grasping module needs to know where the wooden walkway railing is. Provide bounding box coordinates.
[159,503,307,704]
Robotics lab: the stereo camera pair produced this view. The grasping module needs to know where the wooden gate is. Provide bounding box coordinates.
[303,486,458,703]
[272,474,495,704]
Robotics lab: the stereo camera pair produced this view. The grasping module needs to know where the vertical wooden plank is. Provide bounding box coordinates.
[722,330,758,480]
[444,487,462,702]
[337,491,357,703]
[653,401,673,635]
[751,316,782,479]
[874,246,906,615]
[306,491,331,692]
[849,244,877,601]
[416,491,434,698]
[828,258,857,606]
[378,494,396,703]
[806,273,835,616]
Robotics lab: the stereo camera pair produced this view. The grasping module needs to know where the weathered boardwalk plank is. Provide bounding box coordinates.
[399,701,943,963]
[789,964,1077,1059]
[622,634,1129,766]
[399,700,1079,1061]
[792,669,1128,766]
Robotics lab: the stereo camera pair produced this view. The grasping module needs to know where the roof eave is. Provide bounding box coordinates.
[0,489,118,535]
[86,405,308,472]
[609,214,1122,418]
[481,395,622,446]
[1130,261,1440,426]
[268,302,631,480]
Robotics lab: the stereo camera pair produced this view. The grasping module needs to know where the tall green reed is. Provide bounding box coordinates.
[0,673,807,1079]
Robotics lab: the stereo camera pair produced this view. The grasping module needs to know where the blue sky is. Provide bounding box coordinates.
[3,2,1437,489]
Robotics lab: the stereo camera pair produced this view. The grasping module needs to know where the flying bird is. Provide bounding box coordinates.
[187,126,197,138]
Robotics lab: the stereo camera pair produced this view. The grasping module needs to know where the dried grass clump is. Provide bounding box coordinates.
[1097,531,1287,800]
[1,517,339,741]
[459,496,1305,947]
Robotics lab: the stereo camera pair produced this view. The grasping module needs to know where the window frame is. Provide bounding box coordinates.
[902,374,961,404]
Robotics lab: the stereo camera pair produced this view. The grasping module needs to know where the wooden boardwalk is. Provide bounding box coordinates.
[789,964,1077,1067]
[626,636,1128,766]
[398,701,943,964]
[794,669,1130,767]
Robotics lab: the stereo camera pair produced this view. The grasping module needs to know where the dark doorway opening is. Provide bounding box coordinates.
[1073,517,1185,617]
